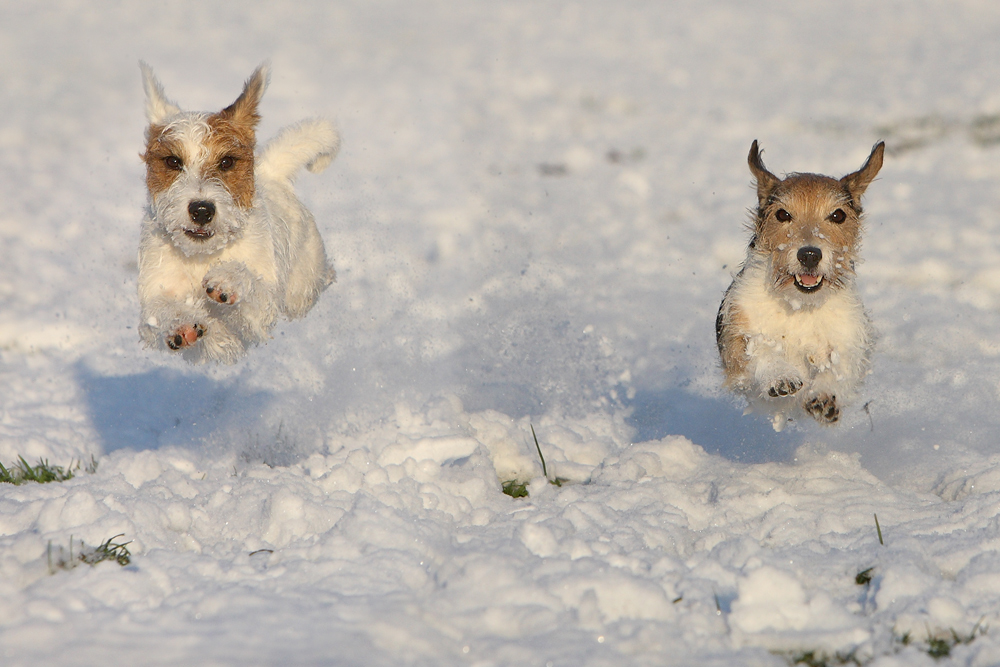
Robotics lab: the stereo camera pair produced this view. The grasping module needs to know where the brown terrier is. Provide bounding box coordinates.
[716,141,884,430]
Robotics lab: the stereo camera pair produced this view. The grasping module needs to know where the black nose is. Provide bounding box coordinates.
[188,201,216,225]
[797,246,822,270]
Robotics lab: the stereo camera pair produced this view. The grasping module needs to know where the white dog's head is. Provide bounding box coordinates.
[140,63,268,256]
[747,141,884,308]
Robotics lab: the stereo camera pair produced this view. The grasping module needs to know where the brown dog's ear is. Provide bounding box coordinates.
[840,141,885,202]
[220,63,270,128]
[748,140,780,206]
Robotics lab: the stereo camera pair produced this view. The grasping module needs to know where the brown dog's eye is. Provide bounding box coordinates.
[163,156,183,171]
[219,156,236,171]
[829,208,846,223]
[775,209,792,222]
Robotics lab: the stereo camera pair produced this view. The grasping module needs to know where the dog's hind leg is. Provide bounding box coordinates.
[282,208,334,319]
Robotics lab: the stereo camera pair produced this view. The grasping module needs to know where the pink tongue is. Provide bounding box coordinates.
[798,274,820,287]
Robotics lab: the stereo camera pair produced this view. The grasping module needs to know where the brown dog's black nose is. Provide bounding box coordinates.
[797,246,822,270]
[188,201,216,225]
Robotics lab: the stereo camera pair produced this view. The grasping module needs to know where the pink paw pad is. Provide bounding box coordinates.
[205,283,238,305]
[167,323,205,350]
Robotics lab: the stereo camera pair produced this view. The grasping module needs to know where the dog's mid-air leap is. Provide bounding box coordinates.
[716,140,885,431]
[137,63,338,364]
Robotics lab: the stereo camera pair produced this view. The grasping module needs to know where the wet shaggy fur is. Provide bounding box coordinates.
[137,63,339,364]
[716,140,884,430]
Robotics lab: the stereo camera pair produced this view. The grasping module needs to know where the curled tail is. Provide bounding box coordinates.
[257,118,340,184]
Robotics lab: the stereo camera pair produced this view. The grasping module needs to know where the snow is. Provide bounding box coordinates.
[2,0,1000,664]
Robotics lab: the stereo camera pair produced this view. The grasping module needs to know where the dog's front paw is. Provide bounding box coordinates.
[767,377,803,397]
[804,394,839,424]
[166,323,205,350]
[203,278,239,305]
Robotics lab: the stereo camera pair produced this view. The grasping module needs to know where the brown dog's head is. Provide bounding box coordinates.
[747,141,884,306]
[140,63,267,256]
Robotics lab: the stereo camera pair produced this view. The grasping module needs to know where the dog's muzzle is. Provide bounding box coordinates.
[794,246,823,292]
[186,200,216,239]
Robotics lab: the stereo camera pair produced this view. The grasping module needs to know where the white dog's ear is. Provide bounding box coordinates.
[140,62,181,124]
[840,141,885,201]
[220,63,270,128]
[748,140,780,206]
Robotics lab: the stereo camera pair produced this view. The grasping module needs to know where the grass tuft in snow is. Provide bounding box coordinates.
[855,567,874,586]
[0,456,77,485]
[47,534,132,574]
[501,425,570,498]
[531,424,569,487]
[84,534,132,566]
[874,513,884,546]
[786,619,988,666]
[785,650,860,667]
[925,635,950,659]
[921,618,988,659]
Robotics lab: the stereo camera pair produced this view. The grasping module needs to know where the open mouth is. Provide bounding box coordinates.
[184,228,215,240]
[794,273,823,292]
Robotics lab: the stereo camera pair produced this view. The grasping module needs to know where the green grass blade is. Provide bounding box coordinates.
[530,424,547,480]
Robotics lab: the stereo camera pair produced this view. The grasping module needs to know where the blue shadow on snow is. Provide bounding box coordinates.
[625,387,801,463]
[75,362,272,453]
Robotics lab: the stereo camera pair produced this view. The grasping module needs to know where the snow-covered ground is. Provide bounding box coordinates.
[3,1,1000,664]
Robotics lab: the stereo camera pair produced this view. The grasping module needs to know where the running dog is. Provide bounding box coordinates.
[138,63,339,364]
[716,140,884,430]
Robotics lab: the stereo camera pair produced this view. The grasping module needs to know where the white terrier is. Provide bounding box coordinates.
[137,63,339,364]
[716,141,884,430]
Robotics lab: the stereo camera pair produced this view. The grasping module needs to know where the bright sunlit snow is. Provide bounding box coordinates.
[3,2,1000,665]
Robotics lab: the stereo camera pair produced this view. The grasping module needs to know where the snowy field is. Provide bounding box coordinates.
[4,1,1000,664]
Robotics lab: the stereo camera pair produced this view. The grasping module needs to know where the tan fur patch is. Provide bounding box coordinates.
[204,113,256,209]
[141,114,258,210]
[718,300,750,386]
[749,172,864,294]
[755,174,862,256]
[142,124,183,200]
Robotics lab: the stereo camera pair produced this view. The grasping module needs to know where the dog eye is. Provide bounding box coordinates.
[829,208,846,223]
[219,156,236,171]
[163,156,183,171]
[775,209,792,222]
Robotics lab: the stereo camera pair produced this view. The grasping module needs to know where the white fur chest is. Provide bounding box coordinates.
[731,259,870,380]
[138,218,276,301]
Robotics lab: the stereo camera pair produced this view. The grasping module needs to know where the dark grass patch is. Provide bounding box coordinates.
[780,618,988,666]
[501,480,529,498]
[0,456,77,485]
